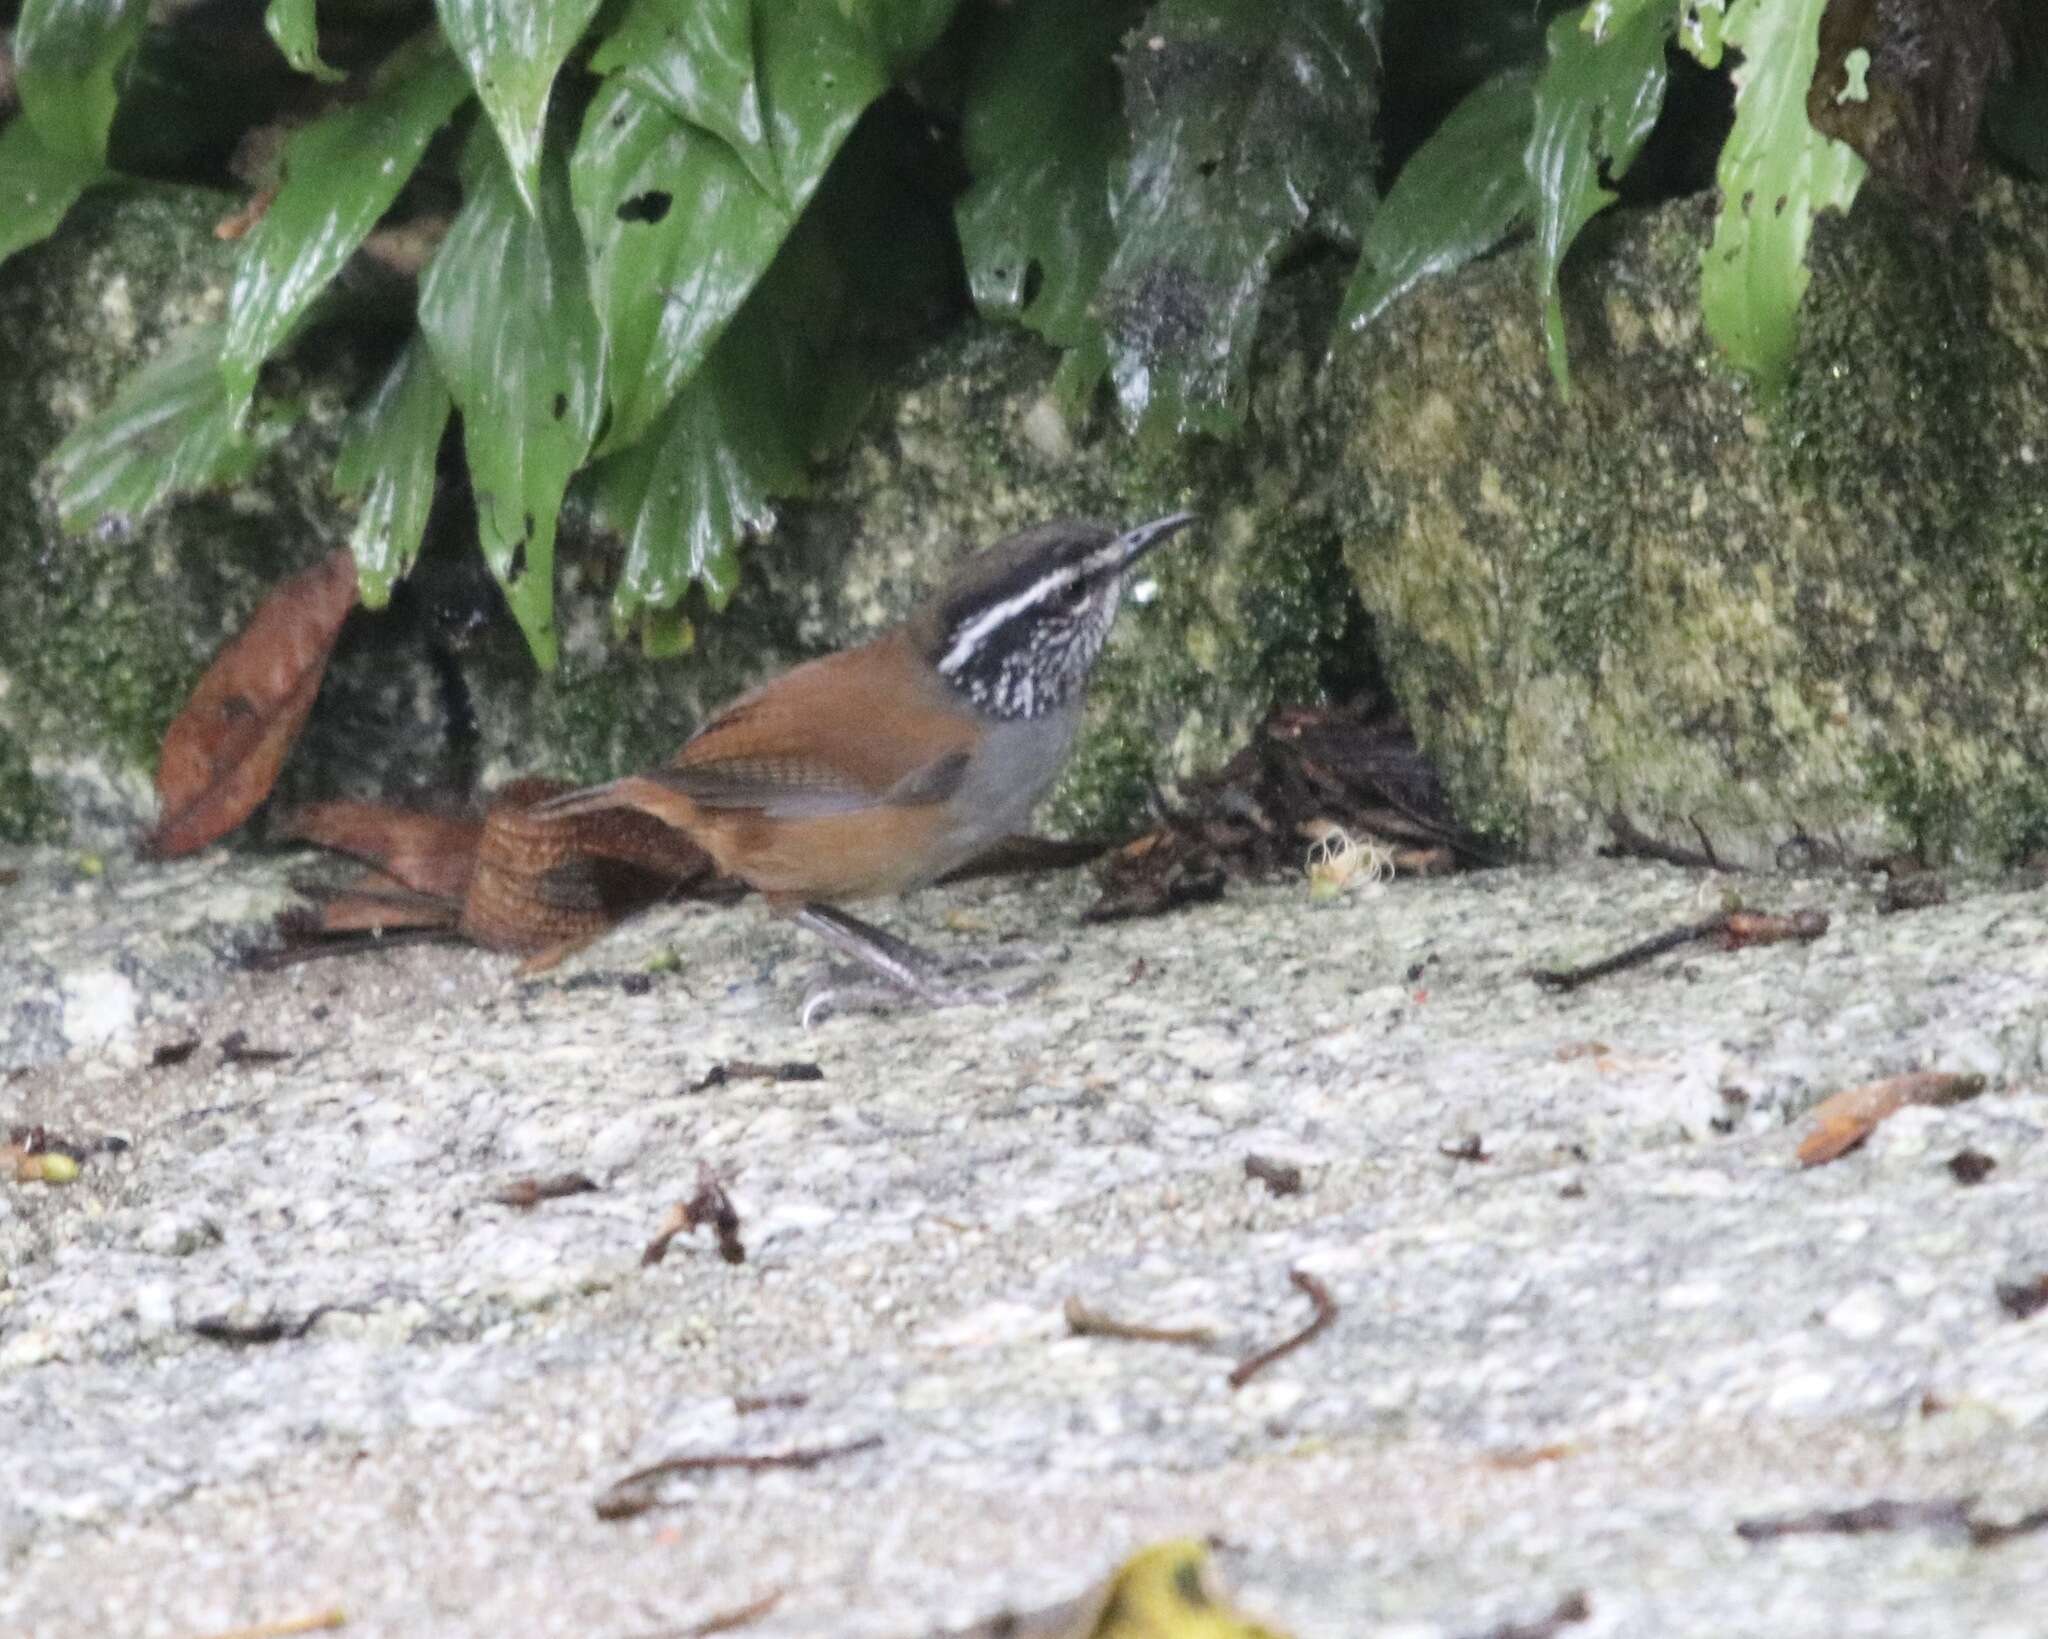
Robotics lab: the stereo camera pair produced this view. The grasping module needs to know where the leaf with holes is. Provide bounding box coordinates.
[14,0,150,165]
[1527,3,1670,394]
[1097,0,1381,440]
[418,135,606,669]
[335,338,451,609]
[1699,0,1867,396]
[589,0,780,198]
[570,78,793,454]
[956,0,1136,351]
[220,38,471,414]
[263,0,344,83]
[44,323,298,534]
[1339,66,1535,335]
[149,548,360,858]
[0,113,104,273]
[434,0,604,216]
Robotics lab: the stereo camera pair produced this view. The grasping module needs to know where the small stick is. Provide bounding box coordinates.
[191,1609,346,1639]
[1601,811,1742,873]
[1064,1295,1216,1346]
[632,1588,785,1639]
[1228,1269,1337,1390]
[1459,1590,1590,1639]
[1243,1154,1304,1196]
[490,1173,599,1209]
[595,1436,881,1521]
[1532,908,1828,993]
[1736,1497,1973,1542]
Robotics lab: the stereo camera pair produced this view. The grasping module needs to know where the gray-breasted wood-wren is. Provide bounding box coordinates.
[541,512,1199,1006]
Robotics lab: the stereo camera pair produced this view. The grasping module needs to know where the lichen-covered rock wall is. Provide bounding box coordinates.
[1330,176,2048,863]
[0,187,1360,847]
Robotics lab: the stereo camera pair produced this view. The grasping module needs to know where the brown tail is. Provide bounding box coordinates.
[530,774,701,834]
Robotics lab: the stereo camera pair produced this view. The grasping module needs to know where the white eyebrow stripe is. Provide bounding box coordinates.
[938,563,1084,674]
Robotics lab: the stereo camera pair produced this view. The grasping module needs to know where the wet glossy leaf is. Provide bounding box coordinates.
[1806,0,2007,217]
[1340,67,1536,335]
[1098,0,1381,440]
[573,0,891,452]
[956,0,1136,348]
[45,323,297,534]
[850,0,960,74]
[755,0,891,216]
[14,0,150,165]
[149,548,360,858]
[220,39,471,413]
[434,0,604,216]
[570,78,792,453]
[1527,3,1670,393]
[1699,0,1867,396]
[588,301,806,636]
[589,0,779,198]
[0,114,104,272]
[418,136,606,670]
[263,0,344,83]
[335,338,451,609]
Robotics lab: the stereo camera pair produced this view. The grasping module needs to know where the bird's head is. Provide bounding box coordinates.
[922,512,1199,720]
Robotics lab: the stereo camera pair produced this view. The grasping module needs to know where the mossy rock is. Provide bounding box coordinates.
[0,185,1362,847]
[1330,174,2048,864]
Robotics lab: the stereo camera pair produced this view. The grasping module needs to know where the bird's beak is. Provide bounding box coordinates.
[1112,511,1199,570]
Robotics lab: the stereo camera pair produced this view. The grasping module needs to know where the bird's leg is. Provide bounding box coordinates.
[789,902,1041,1023]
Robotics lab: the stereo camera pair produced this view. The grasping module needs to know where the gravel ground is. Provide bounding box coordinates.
[2,849,2045,1638]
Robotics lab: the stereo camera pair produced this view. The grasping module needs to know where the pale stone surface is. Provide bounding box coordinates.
[2,846,2045,1636]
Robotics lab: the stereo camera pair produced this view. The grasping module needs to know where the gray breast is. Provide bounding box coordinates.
[922,703,1083,884]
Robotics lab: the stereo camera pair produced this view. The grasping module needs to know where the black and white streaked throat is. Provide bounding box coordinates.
[928,513,1198,720]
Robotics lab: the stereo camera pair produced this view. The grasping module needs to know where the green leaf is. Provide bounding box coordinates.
[418,135,607,669]
[1581,0,1669,42]
[573,0,892,452]
[1699,0,1866,397]
[570,78,792,454]
[955,0,1136,348]
[1098,0,1382,440]
[587,203,868,637]
[335,339,451,609]
[220,40,472,415]
[1679,0,1729,68]
[44,324,298,533]
[1339,66,1536,335]
[848,0,960,73]
[434,0,605,216]
[1527,2,1669,394]
[14,0,151,165]
[755,0,891,215]
[589,0,780,199]
[0,115,105,273]
[263,0,346,84]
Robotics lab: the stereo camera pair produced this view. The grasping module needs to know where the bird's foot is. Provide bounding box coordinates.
[799,953,1049,1027]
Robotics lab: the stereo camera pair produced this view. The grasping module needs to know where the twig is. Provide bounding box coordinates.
[643,1167,745,1265]
[490,1173,599,1209]
[1064,1295,1216,1346]
[1228,1269,1337,1389]
[630,1588,784,1639]
[1601,811,1742,873]
[1736,1497,1974,1542]
[594,1436,881,1521]
[190,1608,346,1639]
[691,1060,823,1092]
[1531,908,1827,993]
[1439,1134,1490,1164]
[1459,1590,1590,1639]
[189,1306,340,1346]
[1243,1153,1304,1196]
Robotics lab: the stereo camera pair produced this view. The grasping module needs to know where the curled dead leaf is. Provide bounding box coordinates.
[149,548,359,858]
[1798,1071,1988,1167]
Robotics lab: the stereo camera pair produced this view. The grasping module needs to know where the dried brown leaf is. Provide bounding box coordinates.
[277,801,482,900]
[149,548,359,858]
[1798,1070,1988,1167]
